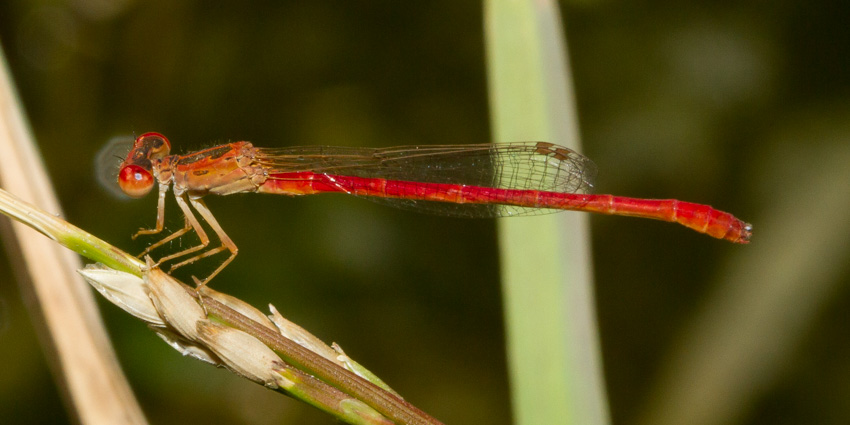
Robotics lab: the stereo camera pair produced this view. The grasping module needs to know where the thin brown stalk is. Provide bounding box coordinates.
[0,46,147,424]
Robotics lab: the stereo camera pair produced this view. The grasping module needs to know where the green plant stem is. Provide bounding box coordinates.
[0,188,143,275]
[0,186,440,425]
[204,294,441,425]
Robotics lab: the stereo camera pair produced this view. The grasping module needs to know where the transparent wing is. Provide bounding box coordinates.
[253,142,597,217]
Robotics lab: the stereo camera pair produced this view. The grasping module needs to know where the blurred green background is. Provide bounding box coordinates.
[1,1,849,424]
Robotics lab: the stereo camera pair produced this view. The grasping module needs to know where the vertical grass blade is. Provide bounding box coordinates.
[484,1,610,424]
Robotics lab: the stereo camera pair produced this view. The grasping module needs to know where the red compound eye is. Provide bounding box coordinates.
[136,132,171,149]
[118,164,154,198]
[132,132,171,159]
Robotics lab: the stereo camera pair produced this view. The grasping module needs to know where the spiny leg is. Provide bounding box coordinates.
[168,196,238,285]
[154,191,212,265]
[133,182,194,262]
[168,245,229,270]
[137,216,193,259]
[132,182,170,239]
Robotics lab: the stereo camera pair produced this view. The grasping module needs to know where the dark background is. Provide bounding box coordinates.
[1,1,849,424]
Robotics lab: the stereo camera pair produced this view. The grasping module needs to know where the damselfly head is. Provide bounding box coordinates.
[108,132,171,198]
